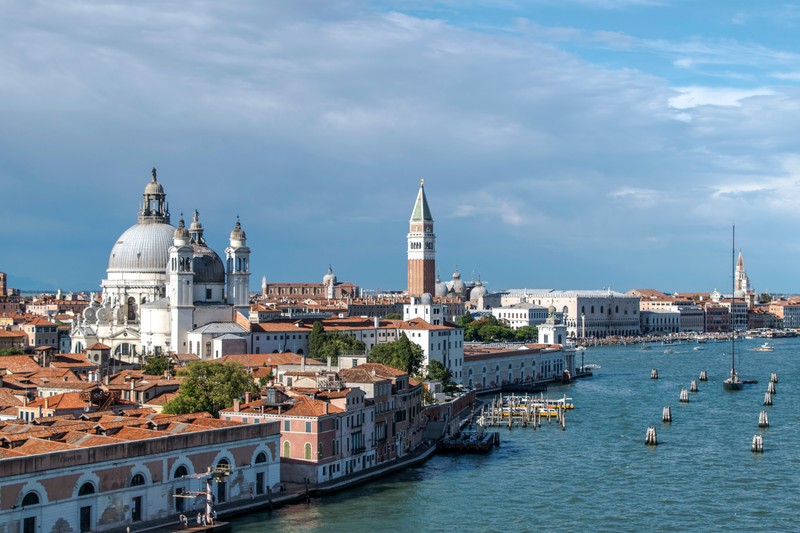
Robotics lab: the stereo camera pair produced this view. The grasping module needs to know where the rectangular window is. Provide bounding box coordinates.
[284,420,291,432]
[206,288,212,300]
[305,421,312,432]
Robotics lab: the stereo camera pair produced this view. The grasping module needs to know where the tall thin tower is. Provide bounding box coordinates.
[407,180,436,296]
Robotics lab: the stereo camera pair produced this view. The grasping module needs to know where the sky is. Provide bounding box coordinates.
[3,0,800,295]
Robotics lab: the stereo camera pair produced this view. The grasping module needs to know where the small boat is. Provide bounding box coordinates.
[693,346,703,351]
[664,349,674,354]
[753,342,774,352]
[537,408,559,418]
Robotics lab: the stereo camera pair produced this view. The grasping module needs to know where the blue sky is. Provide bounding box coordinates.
[3,0,800,294]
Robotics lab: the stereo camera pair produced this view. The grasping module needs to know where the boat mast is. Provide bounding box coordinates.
[731,225,735,376]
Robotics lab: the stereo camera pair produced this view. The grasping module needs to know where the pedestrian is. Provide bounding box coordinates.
[179,514,187,528]
[196,512,202,525]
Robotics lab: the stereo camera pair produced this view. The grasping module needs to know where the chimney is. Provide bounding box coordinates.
[245,392,252,404]
[44,397,49,410]
[374,316,379,328]
[323,402,328,415]
[327,357,331,372]
[301,354,306,372]
[233,399,240,412]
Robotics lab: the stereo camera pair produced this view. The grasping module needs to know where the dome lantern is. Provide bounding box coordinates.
[138,167,170,224]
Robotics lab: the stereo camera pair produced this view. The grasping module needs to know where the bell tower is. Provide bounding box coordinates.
[169,218,194,353]
[226,218,251,316]
[407,180,435,297]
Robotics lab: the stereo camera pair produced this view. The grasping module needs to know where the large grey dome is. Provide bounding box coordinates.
[470,281,488,301]
[108,223,176,273]
[192,244,225,284]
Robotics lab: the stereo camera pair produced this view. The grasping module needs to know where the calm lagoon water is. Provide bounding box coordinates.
[230,337,800,532]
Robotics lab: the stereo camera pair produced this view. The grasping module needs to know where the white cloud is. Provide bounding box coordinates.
[668,86,774,109]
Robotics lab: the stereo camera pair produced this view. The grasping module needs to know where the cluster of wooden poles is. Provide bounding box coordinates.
[752,372,779,453]
[644,369,779,452]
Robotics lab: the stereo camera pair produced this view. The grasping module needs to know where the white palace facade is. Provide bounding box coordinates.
[70,169,251,360]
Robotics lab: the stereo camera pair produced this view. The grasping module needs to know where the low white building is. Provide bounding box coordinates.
[491,303,549,329]
[640,310,680,335]
[463,345,570,390]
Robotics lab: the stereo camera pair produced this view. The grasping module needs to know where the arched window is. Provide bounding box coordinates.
[174,465,188,479]
[127,297,136,321]
[283,441,291,458]
[216,458,230,470]
[22,492,40,506]
[304,443,312,460]
[130,473,145,486]
[591,306,595,313]
[255,452,267,464]
[78,482,95,496]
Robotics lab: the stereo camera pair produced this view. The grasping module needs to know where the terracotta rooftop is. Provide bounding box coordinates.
[87,343,111,350]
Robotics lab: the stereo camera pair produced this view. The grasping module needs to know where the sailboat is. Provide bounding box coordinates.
[723,226,743,391]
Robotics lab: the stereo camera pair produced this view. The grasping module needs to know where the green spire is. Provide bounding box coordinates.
[410,179,433,222]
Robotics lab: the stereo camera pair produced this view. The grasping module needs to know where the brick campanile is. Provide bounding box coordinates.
[407,180,435,296]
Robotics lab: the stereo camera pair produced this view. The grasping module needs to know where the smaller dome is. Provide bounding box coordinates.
[452,270,461,279]
[548,304,557,316]
[323,266,337,285]
[420,293,433,305]
[434,273,447,298]
[230,218,246,241]
[174,218,189,240]
[192,244,226,284]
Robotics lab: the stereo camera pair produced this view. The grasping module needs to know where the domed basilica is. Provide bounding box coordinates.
[71,169,251,361]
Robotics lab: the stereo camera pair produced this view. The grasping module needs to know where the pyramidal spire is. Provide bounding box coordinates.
[736,250,745,269]
[410,179,433,222]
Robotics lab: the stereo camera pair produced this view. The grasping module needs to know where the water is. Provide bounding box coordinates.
[230,338,800,532]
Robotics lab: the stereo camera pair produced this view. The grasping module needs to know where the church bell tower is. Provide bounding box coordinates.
[169,218,194,354]
[226,218,251,316]
[407,180,436,297]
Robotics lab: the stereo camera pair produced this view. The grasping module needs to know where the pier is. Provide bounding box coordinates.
[477,393,571,430]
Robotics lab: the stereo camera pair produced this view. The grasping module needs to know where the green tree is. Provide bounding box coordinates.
[308,321,325,357]
[384,313,402,320]
[514,326,539,342]
[456,311,474,328]
[310,327,365,364]
[163,361,258,417]
[142,355,171,376]
[369,333,424,376]
[426,359,452,384]
[758,293,773,304]
[0,349,24,356]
